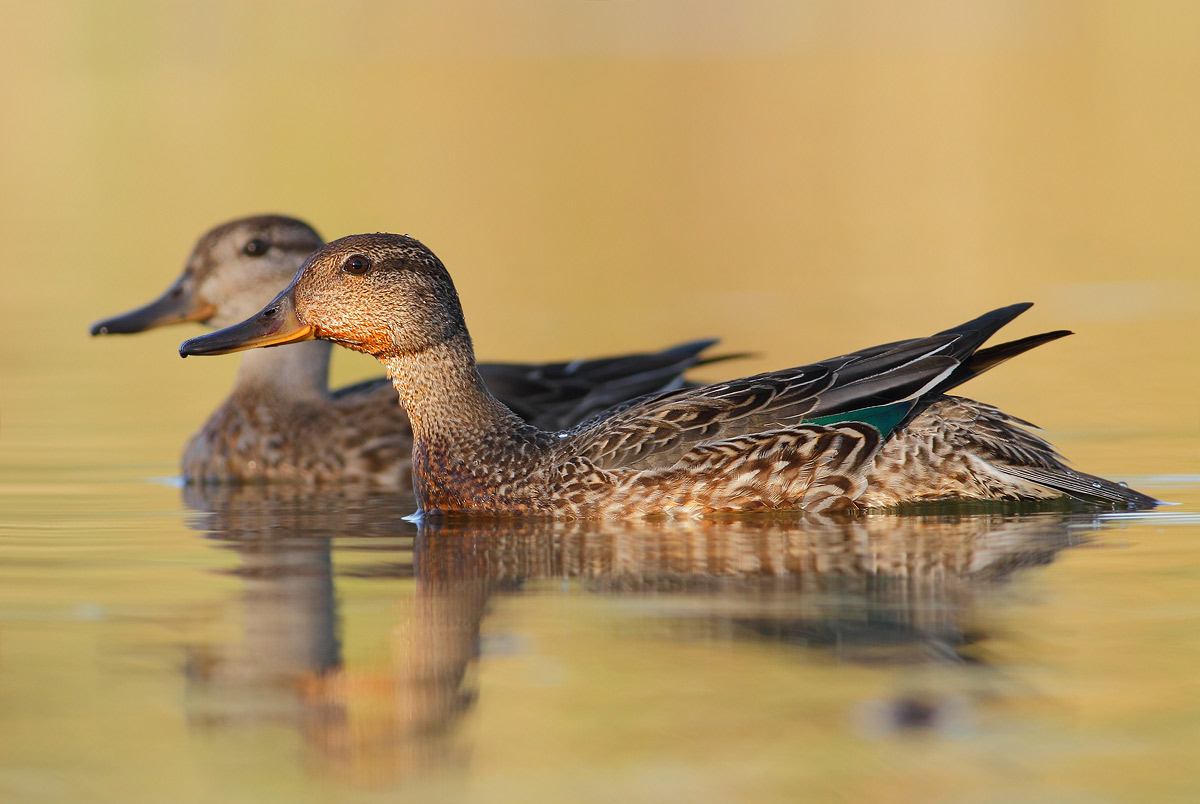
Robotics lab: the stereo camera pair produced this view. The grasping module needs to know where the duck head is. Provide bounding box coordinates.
[90,215,323,336]
[180,233,468,359]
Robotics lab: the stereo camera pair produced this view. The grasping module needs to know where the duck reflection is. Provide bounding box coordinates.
[417,509,1086,663]
[179,485,1109,780]
[183,485,413,684]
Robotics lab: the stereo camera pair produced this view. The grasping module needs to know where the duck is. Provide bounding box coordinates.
[92,216,732,487]
[179,232,1158,516]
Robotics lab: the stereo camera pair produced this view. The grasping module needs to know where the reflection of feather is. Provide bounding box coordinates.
[181,484,1108,781]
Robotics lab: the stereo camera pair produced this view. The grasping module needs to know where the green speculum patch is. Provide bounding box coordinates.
[806,401,914,438]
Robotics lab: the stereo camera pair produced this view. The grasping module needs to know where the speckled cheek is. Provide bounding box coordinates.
[297,294,350,340]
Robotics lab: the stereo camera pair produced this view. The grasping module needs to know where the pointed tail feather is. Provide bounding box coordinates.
[810,303,1045,421]
[933,302,1034,340]
[938,329,1073,391]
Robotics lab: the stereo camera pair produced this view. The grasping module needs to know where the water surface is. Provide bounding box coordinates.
[2,466,1197,803]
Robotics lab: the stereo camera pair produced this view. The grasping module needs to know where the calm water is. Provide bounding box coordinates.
[4,2,1200,802]
[2,457,1197,802]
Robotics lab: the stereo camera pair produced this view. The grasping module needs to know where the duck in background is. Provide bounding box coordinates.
[180,233,1158,516]
[92,216,734,487]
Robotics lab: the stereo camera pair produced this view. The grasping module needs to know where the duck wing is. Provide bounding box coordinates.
[330,376,394,400]
[565,304,1045,471]
[477,339,742,431]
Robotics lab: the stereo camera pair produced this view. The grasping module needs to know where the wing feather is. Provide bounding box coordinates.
[562,303,1046,472]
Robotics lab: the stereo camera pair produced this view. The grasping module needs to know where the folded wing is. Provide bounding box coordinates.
[566,303,1049,471]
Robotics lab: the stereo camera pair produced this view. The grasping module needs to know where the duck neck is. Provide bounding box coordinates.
[231,339,333,400]
[381,332,542,511]
[380,331,526,444]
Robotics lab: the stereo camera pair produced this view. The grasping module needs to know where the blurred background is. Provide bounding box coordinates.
[2,2,1200,803]
[2,0,1197,475]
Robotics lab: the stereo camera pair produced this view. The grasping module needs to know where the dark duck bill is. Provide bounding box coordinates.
[91,275,216,335]
[180,286,313,357]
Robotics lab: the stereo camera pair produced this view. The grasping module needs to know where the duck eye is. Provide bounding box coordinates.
[342,255,371,276]
[243,238,270,257]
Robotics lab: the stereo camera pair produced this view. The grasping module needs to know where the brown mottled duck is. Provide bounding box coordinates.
[92,217,731,487]
[179,232,1157,516]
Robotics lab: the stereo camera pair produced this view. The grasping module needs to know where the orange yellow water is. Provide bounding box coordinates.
[2,2,1200,802]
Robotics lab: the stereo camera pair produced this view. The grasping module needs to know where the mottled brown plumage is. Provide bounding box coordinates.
[181,233,1158,516]
[93,216,730,486]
